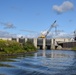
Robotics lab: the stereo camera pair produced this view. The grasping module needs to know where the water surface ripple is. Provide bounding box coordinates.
[0,50,76,75]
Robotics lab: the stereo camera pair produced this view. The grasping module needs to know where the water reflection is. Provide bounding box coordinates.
[34,50,74,58]
[34,50,46,58]
[34,53,37,58]
[0,50,76,75]
[34,50,74,65]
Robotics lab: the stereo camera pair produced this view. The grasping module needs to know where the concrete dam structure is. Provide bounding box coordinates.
[11,38,72,50]
[0,37,75,50]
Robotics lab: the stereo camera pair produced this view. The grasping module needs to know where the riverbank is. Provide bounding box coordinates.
[0,39,37,56]
[0,51,37,57]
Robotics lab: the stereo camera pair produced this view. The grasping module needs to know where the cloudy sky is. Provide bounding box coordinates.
[0,0,76,38]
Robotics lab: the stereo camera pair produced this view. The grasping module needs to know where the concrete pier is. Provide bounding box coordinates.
[33,38,37,48]
[43,38,46,50]
[51,39,55,50]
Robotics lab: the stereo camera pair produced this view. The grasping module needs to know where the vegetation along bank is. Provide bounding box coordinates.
[0,39,37,55]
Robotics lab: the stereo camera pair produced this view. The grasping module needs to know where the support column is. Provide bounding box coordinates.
[25,38,27,42]
[51,39,55,50]
[17,38,19,42]
[33,38,37,48]
[43,38,46,50]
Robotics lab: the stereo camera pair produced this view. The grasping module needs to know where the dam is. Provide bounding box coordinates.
[11,37,73,50]
[0,37,76,50]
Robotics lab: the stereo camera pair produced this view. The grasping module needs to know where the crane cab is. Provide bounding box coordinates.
[38,35,45,38]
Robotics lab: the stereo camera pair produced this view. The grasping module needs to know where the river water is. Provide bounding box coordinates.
[0,50,76,75]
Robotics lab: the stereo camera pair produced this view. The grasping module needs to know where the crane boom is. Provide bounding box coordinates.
[45,20,56,37]
[21,20,57,38]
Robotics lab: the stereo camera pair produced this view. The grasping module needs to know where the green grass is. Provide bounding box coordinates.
[0,39,37,55]
[72,47,76,50]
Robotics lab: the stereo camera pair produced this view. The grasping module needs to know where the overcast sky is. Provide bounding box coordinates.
[0,0,76,38]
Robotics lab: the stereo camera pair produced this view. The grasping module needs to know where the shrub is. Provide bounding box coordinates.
[0,39,37,54]
[0,39,24,54]
[23,40,37,52]
[72,47,76,50]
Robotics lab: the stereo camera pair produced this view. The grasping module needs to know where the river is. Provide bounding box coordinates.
[0,50,76,75]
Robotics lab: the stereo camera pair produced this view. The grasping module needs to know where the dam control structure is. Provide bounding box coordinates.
[0,37,74,50]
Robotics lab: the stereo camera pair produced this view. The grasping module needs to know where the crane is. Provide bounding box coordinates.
[39,20,56,38]
[21,20,56,38]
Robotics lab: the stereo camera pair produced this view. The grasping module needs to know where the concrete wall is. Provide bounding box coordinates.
[54,38,71,42]
[60,42,76,48]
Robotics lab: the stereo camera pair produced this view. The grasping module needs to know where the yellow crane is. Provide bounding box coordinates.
[21,20,56,38]
[38,20,56,38]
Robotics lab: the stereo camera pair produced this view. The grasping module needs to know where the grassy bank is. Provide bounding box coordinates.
[72,47,76,50]
[0,39,37,55]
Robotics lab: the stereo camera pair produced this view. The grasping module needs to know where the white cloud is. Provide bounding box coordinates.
[41,30,47,35]
[52,32,74,38]
[0,30,17,38]
[0,30,74,39]
[53,1,74,14]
